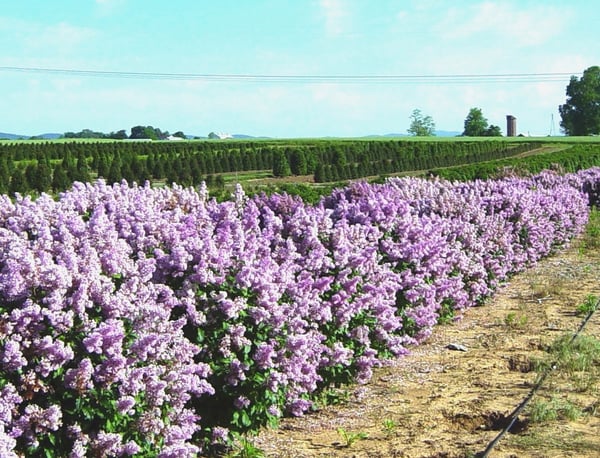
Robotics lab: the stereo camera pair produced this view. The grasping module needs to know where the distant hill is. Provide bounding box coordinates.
[0,132,27,140]
[362,130,461,139]
[0,132,62,140]
[30,133,62,140]
[1,130,461,141]
[435,130,461,137]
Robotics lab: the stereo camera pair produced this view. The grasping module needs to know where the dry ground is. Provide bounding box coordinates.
[252,236,600,458]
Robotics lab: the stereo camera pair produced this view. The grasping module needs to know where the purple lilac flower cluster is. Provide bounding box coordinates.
[0,168,599,455]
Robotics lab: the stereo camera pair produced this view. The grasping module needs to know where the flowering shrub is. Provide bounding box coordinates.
[0,168,599,456]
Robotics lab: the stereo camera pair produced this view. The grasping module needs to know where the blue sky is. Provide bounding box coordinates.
[1,0,598,138]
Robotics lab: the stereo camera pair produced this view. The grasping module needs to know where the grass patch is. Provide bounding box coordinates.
[529,395,583,423]
[576,294,599,317]
[504,311,529,330]
[546,334,600,375]
[578,208,600,254]
[509,429,598,453]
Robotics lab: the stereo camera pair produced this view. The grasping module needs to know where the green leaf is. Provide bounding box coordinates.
[240,410,252,428]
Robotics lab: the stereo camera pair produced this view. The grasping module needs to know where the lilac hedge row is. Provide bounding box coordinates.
[1,168,599,456]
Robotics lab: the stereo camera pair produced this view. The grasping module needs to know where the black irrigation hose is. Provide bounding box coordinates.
[477,296,600,458]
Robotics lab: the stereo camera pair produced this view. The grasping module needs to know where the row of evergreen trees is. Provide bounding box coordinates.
[430,144,600,182]
[0,139,542,196]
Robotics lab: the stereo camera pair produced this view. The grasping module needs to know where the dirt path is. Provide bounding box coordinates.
[253,238,600,457]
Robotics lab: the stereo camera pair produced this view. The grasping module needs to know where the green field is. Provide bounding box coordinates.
[2,135,600,200]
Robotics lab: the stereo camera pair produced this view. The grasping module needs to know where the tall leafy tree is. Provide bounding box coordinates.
[559,66,600,136]
[462,108,501,137]
[408,109,436,136]
[485,124,502,137]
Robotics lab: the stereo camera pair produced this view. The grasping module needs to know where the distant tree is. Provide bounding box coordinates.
[0,159,9,194]
[314,163,325,183]
[463,108,490,136]
[272,150,291,177]
[32,163,52,193]
[332,147,348,168]
[559,66,600,136]
[64,129,107,139]
[289,149,308,175]
[152,158,165,179]
[172,131,186,139]
[214,174,225,190]
[485,124,502,137]
[9,168,27,195]
[97,153,110,178]
[107,157,122,184]
[25,164,38,189]
[130,125,160,140]
[74,153,91,182]
[408,109,436,136]
[109,129,128,140]
[52,164,71,192]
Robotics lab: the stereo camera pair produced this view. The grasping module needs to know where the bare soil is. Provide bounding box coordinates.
[254,238,600,457]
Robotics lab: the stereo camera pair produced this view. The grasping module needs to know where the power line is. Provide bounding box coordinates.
[0,66,581,85]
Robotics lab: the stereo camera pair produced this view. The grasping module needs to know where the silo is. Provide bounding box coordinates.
[506,115,517,137]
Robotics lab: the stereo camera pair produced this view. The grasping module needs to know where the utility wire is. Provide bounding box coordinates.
[0,66,581,85]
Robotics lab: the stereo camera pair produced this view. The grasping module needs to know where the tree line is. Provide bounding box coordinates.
[429,144,600,181]
[0,138,543,196]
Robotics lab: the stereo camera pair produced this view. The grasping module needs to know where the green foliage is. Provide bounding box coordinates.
[288,148,308,175]
[9,167,27,195]
[579,208,600,254]
[485,124,503,136]
[559,66,600,136]
[463,107,490,136]
[382,418,398,437]
[3,137,600,196]
[529,396,583,423]
[576,294,598,316]
[226,437,266,458]
[547,334,600,375]
[408,108,436,136]
[504,311,529,329]
[336,427,368,447]
[431,144,600,181]
[272,150,291,177]
[462,108,501,137]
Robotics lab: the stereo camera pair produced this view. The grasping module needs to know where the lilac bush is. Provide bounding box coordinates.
[0,167,599,455]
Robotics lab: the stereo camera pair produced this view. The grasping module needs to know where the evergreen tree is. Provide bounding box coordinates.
[289,149,308,175]
[52,163,71,192]
[0,158,9,194]
[25,164,37,189]
[97,153,110,178]
[75,154,91,182]
[33,163,52,193]
[9,168,27,195]
[314,163,325,183]
[107,157,122,184]
[272,150,291,177]
[152,158,165,179]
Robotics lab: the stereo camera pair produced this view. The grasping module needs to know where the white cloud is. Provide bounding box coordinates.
[3,19,98,55]
[37,22,97,50]
[438,1,569,47]
[318,0,351,37]
[94,0,125,16]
